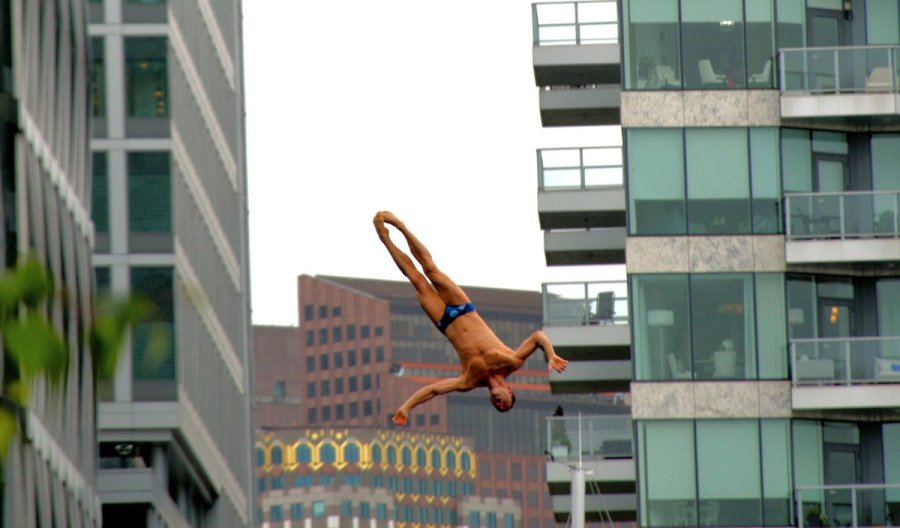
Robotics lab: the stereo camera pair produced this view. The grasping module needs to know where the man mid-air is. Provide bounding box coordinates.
[373,211,568,427]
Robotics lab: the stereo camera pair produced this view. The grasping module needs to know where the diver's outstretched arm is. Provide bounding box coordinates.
[393,377,466,427]
[514,330,568,372]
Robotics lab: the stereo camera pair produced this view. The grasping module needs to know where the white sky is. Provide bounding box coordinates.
[242,2,623,326]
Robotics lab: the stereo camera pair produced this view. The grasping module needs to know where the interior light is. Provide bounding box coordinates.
[719,20,735,27]
[830,306,839,324]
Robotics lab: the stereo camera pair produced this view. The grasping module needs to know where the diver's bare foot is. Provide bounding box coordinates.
[373,212,389,241]
[381,211,404,228]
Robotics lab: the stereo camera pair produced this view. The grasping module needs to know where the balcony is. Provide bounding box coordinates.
[537,146,625,230]
[779,46,900,125]
[545,415,636,522]
[784,191,900,264]
[796,483,900,528]
[790,337,900,410]
[533,1,621,126]
[543,281,630,393]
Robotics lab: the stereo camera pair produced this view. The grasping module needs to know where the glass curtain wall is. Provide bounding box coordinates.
[623,0,681,89]
[638,419,791,527]
[627,129,686,234]
[682,0,745,89]
[747,0,776,88]
[124,37,168,117]
[867,0,900,44]
[686,128,750,233]
[127,151,171,251]
[131,266,175,400]
[91,151,109,251]
[90,37,105,117]
[633,273,785,381]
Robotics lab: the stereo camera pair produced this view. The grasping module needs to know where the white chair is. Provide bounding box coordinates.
[655,65,680,88]
[698,59,726,86]
[866,67,893,92]
[712,349,737,378]
[668,354,692,380]
[749,59,772,85]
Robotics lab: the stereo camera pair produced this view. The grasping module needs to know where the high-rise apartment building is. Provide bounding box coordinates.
[533,0,900,526]
[88,1,254,526]
[254,275,626,527]
[1,1,100,525]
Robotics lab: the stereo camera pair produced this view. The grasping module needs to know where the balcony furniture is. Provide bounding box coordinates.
[866,67,893,92]
[586,291,615,325]
[875,357,900,382]
[749,59,772,85]
[668,354,692,380]
[698,59,726,86]
[712,349,737,378]
[796,358,834,382]
[651,65,680,88]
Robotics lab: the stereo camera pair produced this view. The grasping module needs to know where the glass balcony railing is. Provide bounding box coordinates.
[790,337,900,385]
[785,191,900,240]
[537,146,623,190]
[532,1,618,46]
[779,45,900,94]
[546,415,632,462]
[796,483,900,528]
[542,281,628,326]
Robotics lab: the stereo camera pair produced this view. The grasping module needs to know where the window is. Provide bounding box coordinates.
[320,380,330,396]
[402,447,413,466]
[318,329,328,345]
[341,501,352,517]
[377,504,387,520]
[127,152,171,242]
[296,444,312,463]
[360,502,370,518]
[304,304,314,321]
[333,326,342,342]
[504,513,515,528]
[418,479,428,494]
[90,37,106,117]
[307,382,316,398]
[257,478,266,493]
[124,37,167,117]
[496,462,506,480]
[363,374,372,390]
[295,475,313,487]
[375,326,384,337]
[511,463,522,481]
[91,152,109,238]
[376,346,385,362]
[527,464,538,480]
[320,354,329,370]
[373,475,383,487]
[349,377,358,392]
[403,477,413,493]
[333,351,343,368]
[388,476,398,491]
[361,325,370,338]
[306,356,315,372]
[349,402,359,417]
[689,274,757,380]
[487,512,498,528]
[271,446,283,464]
[447,481,457,496]
[430,414,439,425]
[335,378,344,394]
[470,511,481,528]
[319,475,334,485]
[335,404,344,420]
[623,0,681,89]
[627,129,686,234]
[362,348,371,364]
[345,443,360,463]
[433,480,442,495]
[272,476,283,490]
[696,421,762,525]
[130,267,175,394]
[528,491,538,507]
[255,448,264,467]
[291,502,303,520]
[347,324,356,340]
[332,306,342,317]
[312,501,326,518]
[270,505,283,521]
[321,443,336,462]
[348,349,357,366]
[319,305,328,318]
[307,408,317,423]
[321,406,331,421]
[364,400,373,416]
[681,0,746,89]
[750,128,781,233]
[305,330,314,346]
[686,129,750,234]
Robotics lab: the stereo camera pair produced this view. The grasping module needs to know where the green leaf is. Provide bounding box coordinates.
[3,314,68,385]
[90,295,155,381]
[0,407,17,460]
[14,255,52,309]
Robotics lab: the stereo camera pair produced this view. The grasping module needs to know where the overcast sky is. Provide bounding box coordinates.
[242,2,622,326]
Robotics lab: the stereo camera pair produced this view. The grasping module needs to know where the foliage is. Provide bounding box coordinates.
[0,255,153,459]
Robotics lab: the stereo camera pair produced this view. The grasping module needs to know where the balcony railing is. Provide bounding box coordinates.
[546,415,632,462]
[532,1,618,46]
[542,281,628,326]
[796,483,900,528]
[537,146,623,190]
[779,45,900,94]
[790,336,900,385]
[785,191,900,240]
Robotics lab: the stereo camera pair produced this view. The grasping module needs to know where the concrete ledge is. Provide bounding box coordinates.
[792,384,900,410]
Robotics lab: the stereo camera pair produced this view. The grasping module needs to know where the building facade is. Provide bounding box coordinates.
[532,0,900,526]
[254,275,626,528]
[89,0,254,526]
[1,0,100,525]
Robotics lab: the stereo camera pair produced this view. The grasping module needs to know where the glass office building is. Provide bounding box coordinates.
[531,0,900,526]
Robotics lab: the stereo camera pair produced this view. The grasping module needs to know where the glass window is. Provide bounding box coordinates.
[333,326,342,342]
[871,135,900,233]
[312,501,326,518]
[349,377,357,392]
[363,374,372,390]
[91,152,109,235]
[361,325,370,338]
[321,443,336,463]
[696,420,761,525]
[304,304,314,321]
[377,504,387,520]
[320,354,329,370]
[333,351,343,368]
[348,349,357,366]
[319,305,327,318]
[682,0,745,89]
[345,443,360,463]
[295,475,313,487]
[746,0,775,88]
[470,511,481,528]
[792,421,826,516]
[320,380,329,396]
[416,448,427,467]
[321,406,331,421]
[255,447,264,467]
[297,444,312,463]
[632,274,691,381]
[305,330,314,346]
[775,0,807,87]
[335,404,344,420]
[291,503,303,520]
[786,277,816,340]
[307,408,317,423]
[638,421,697,527]
[750,128,782,233]
[335,378,344,394]
[130,267,175,385]
[690,274,756,380]
[623,0,681,89]
[387,446,397,465]
[307,382,315,398]
[91,37,105,117]
[124,38,167,117]
[319,328,328,345]
[372,444,382,463]
[432,449,442,469]
[627,129,686,235]
[349,402,358,417]
[756,274,787,379]
[362,348,371,364]
[867,0,900,44]
[341,501,352,516]
[686,128,750,234]
[364,400,373,416]
[504,513,515,528]
[271,446,283,464]
[761,420,792,525]
[272,476,283,490]
[487,512,497,528]
[360,502,370,519]
[127,152,170,234]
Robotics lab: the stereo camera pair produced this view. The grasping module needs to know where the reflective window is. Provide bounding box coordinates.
[761,420,792,525]
[271,446,283,464]
[91,152,109,236]
[344,443,360,463]
[321,443,336,463]
[697,421,761,525]
[130,267,175,390]
[867,0,900,44]
[313,501,326,518]
[623,0,681,89]
[296,444,312,463]
[124,38,167,117]
[632,274,691,381]
[750,128,782,233]
[127,152,170,238]
[638,421,697,526]
[686,128,750,234]
[690,274,756,380]
[627,129,685,234]
[746,0,775,88]
[682,0,745,89]
[90,37,105,117]
[756,274,788,379]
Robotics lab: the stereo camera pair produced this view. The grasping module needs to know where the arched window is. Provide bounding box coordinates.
[387,446,397,465]
[431,449,441,469]
[416,448,427,467]
[445,451,456,470]
[296,444,312,464]
[321,443,337,463]
[255,447,265,467]
[344,443,360,463]
[372,444,383,463]
[461,452,471,471]
[271,445,283,465]
[401,447,412,466]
